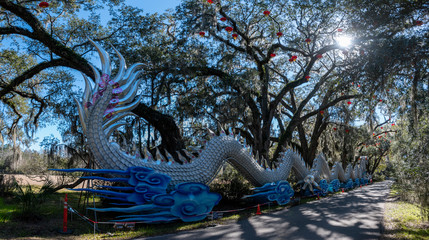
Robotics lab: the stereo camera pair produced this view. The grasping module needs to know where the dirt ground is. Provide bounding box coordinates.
[3,174,85,188]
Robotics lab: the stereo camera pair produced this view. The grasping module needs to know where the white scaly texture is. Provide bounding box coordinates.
[77,40,368,189]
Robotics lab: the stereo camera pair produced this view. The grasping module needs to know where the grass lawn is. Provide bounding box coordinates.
[382,187,429,240]
[0,185,313,240]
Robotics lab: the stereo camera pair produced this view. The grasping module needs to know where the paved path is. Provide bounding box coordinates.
[139,180,393,240]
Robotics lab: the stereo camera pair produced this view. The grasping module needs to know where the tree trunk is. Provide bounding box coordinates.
[132,104,185,161]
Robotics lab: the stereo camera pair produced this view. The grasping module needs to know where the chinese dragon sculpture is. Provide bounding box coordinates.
[54,39,369,223]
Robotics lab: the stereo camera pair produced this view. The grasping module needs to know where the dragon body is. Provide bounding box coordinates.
[76,40,368,191]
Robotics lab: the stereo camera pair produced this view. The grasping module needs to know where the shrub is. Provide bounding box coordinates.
[13,181,54,221]
[209,164,253,203]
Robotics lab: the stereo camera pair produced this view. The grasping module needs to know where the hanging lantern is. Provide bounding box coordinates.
[289,55,297,62]
[220,17,227,21]
[358,84,361,87]
[391,123,395,126]
[39,1,49,8]
[373,133,375,136]
[207,0,213,4]
[381,127,383,129]
[345,129,350,133]
[232,33,238,40]
[225,26,233,33]
[320,110,324,115]
[277,32,283,37]
[316,54,323,59]
[379,99,382,102]
[337,28,343,32]
[333,127,337,131]
[415,20,423,26]
[263,10,271,16]
[270,53,276,58]
[305,75,310,80]
[305,38,311,43]
[199,31,206,37]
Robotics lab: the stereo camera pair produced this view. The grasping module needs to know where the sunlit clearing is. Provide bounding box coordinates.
[336,36,352,47]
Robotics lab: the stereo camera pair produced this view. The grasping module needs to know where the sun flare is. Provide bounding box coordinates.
[336,36,352,47]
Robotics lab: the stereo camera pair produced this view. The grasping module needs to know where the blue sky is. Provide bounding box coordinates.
[126,0,179,13]
[30,0,180,151]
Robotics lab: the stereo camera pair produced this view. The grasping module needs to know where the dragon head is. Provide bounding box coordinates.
[74,39,144,138]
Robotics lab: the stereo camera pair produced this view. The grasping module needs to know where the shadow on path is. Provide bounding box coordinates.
[140,181,393,240]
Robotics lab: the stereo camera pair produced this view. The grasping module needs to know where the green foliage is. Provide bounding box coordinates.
[391,99,429,220]
[13,182,54,221]
[210,164,253,202]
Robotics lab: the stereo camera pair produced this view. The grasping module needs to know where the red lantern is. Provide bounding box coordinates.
[199,31,206,37]
[333,127,337,131]
[220,17,227,21]
[347,101,352,105]
[305,38,311,43]
[379,99,382,102]
[381,127,383,129]
[337,28,343,32]
[305,75,310,80]
[207,0,213,4]
[263,10,270,16]
[320,110,324,115]
[415,20,423,26]
[277,32,283,37]
[373,133,375,136]
[225,27,233,33]
[289,58,294,62]
[232,33,238,40]
[270,53,276,58]
[316,54,323,59]
[345,129,350,133]
[292,55,297,60]
[39,1,49,8]
[391,123,395,126]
